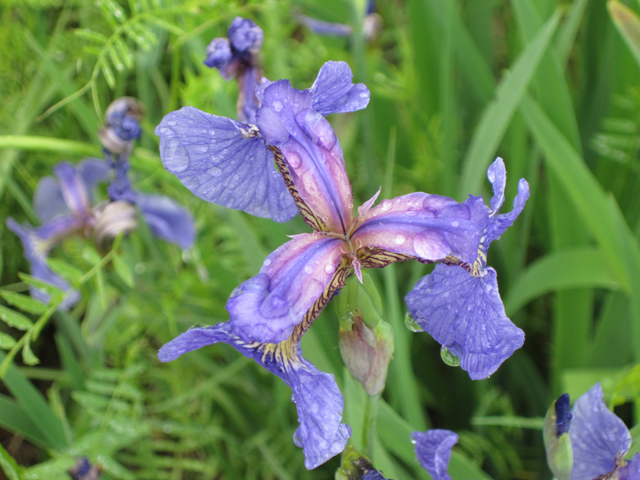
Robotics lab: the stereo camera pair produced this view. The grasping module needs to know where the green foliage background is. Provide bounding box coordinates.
[2,0,640,478]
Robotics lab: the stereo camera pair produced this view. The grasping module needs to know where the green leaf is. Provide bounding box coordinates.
[459,11,560,197]
[113,255,135,288]
[0,333,16,350]
[21,341,39,367]
[0,443,23,480]
[73,28,108,44]
[0,305,33,331]
[609,0,640,68]
[47,258,83,285]
[504,247,621,315]
[0,291,47,315]
[471,416,545,430]
[18,273,63,298]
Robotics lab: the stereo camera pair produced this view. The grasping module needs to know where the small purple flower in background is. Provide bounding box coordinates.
[204,17,264,124]
[100,97,195,250]
[568,383,640,480]
[155,60,501,468]
[405,158,529,380]
[6,158,111,309]
[296,0,383,43]
[67,457,102,480]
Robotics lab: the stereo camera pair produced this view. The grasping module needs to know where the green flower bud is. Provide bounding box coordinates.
[543,393,573,480]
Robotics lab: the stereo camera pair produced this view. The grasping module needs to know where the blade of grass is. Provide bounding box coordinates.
[459,12,560,198]
[608,0,640,68]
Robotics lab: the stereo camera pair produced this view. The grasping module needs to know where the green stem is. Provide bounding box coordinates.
[361,392,380,460]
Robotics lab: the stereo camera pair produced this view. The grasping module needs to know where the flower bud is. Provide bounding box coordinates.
[543,393,573,480]
[339,317,393,396]
[336,445,387,480]
[98,97,144,155]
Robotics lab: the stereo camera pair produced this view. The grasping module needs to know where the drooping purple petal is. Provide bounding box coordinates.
[309,61,370,115]
[227,233,345,344]
[257,80,354,233]
[157,323,351,469]
[297,14,353,37]
[352,193,487,265]
[155,106,297,222]
[137,193,195,249]
[570,383,632,480]
[53,162,92,219]
[405,264,524,380]
[6,218,79,310]
[412,429,459,480]
[620,454,640,480]
[227,17,264,54]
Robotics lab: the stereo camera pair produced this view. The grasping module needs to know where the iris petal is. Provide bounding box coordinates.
[155,106,297,223]
[412,429,458,480]
[227,233,345,344]
[570,383,632,480]
[257,81,354,233]
[53,162,93,219]
[157,323,351,470]
[309,61,370,115]
[136,193,195,249]
[405,264,524,380]
[352,192,487,265]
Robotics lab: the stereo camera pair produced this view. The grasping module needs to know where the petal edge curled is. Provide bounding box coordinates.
[412,429,459,480]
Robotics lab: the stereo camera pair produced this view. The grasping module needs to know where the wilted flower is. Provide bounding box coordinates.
[204,17,264,123]
[6,158,111,309]
[155,60,500,468]
[405,158,529,380]
[101,97,195,250]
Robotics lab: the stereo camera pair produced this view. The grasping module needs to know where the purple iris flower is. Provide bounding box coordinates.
[296,1,382,42]
[204,17,264,124]
[68,457,102,480]
[101,97,195,250]
[6,159,111,309]
[156,60,493,468]
[412,429,459,480]
[404,158,530,380]
[569,383,640,480]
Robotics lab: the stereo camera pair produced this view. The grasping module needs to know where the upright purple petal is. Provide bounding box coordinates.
[570,383,632,480]
[53,162,92,219]
[412,429,459,480]
[237,65,260,124]
[34,176,69,222]
[405,264,525,380]
[6,218,79,310]
[227,233,345,344]
[227,17,264,54]
[257,80,354,233]
[155,107,297,222]
[77,157,111,192]
[106,153,137,204]
[158,323,350,469]
[352,193,487,265]
[137,193,195,249]
[204,37,236,77]
[309,61,370,115]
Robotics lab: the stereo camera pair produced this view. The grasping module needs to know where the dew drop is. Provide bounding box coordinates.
[263,258,272,267]
[325,264,336,274]
[272,100,283,112]
[304,265,313,274]
[406,208,417,217]
[160,127,173,135]
[167,119,176,126]
[440,345,460,367]
[381,199,392,211]
[207,166,222,177]
[451,220,459,227]
[404,312,423,332]
[196,145,208,153]
[394,234,406,245]
[286,152,302,168]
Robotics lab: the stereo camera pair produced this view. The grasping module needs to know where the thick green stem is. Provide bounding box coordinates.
[361,392,380,460]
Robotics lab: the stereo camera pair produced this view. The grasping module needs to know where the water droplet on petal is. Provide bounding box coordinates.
[286,152,301,168]
[167,119,176,126]
[440,345,460,367]
[263,258,272,267]
[304,265,313,274]
[406,208,417,216]
[207,166,222,177]
[272,100,283,112]
[404,312,423,332]
[325,264,336,274]
[395,234,406,245]
[381,199,392,211]
[451,220,459,227]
